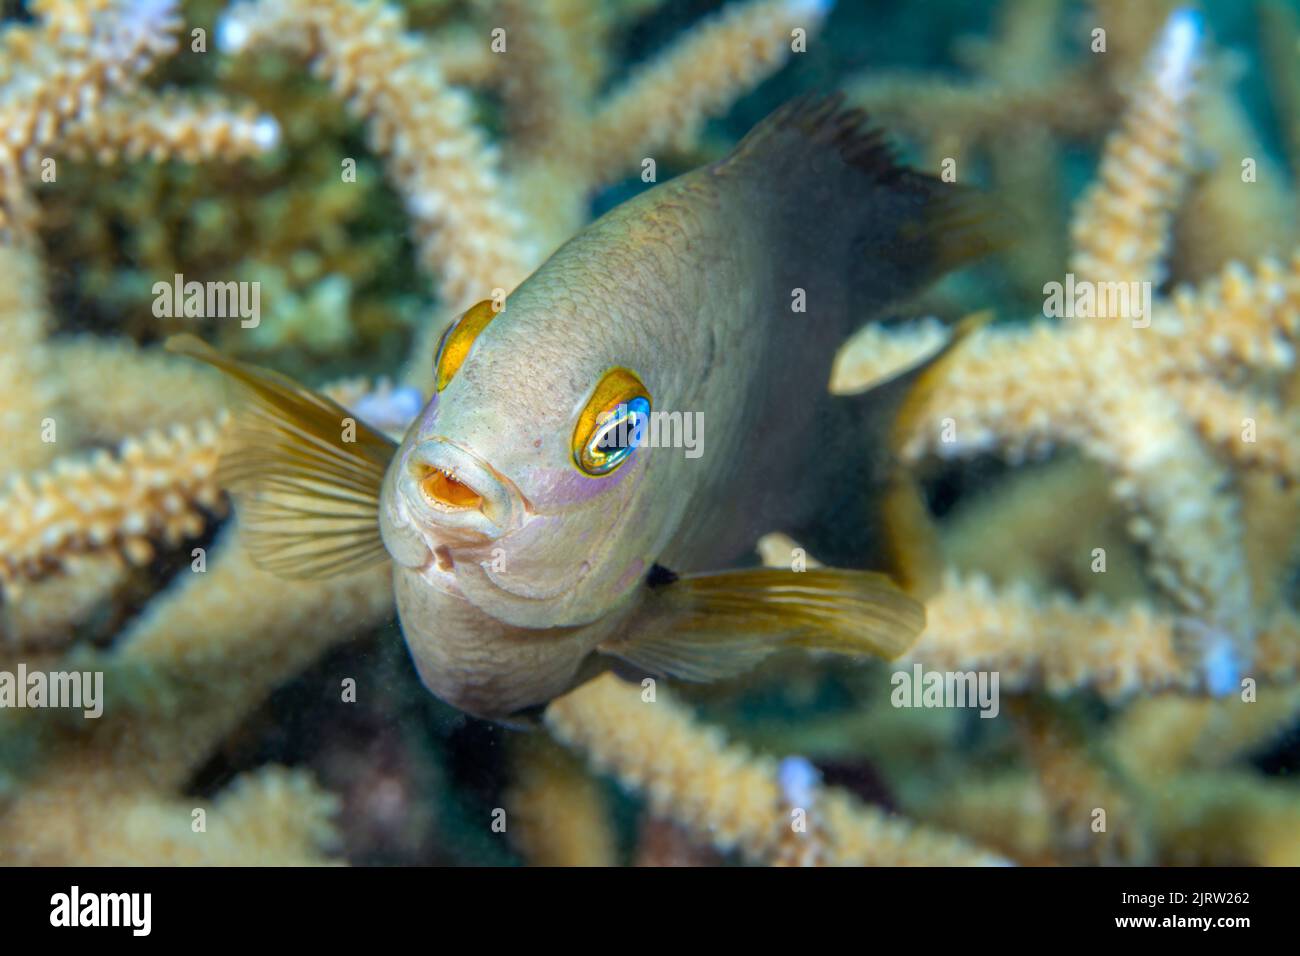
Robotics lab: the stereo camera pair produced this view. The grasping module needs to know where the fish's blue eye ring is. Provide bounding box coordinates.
[572,368,652,476]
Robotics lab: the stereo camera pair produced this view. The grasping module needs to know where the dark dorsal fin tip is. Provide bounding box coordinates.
[724,92,909,187]
[798,95,904,181]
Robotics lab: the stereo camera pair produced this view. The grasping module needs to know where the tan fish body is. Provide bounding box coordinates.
[172,96,996,721]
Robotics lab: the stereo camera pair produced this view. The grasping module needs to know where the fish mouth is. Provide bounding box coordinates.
[399,436,528,538]
[387,436,558,601]
[421,467,484,511]
[387,438,643,624]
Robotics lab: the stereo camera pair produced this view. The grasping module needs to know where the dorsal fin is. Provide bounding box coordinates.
[714,92,1008,317]
[166,335,397,579]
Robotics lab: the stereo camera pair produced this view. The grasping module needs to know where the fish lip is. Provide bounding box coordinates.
[391,436,549,600]
[399,436,530,538]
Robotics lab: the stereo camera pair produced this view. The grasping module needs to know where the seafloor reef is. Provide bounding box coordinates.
[0,0,1298,865]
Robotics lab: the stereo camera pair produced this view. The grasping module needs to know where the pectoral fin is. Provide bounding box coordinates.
[166,334,398,579]
[597,565,924,682]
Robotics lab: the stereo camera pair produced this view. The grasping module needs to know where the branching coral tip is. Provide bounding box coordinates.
[1154,7,1204,102]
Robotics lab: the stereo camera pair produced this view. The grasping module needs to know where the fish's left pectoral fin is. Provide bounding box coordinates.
[166,334,398,580]
[597,566,925,683]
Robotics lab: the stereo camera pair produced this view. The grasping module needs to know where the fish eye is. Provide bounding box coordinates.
[573,368,651,476]
[435,297,501,391]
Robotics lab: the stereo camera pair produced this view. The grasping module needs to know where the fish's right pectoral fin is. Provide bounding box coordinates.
[166,334,398,580]
[596,565,925,683]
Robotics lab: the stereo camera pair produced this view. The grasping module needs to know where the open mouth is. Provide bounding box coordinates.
[419,466,484,512]
[401,437,527,534]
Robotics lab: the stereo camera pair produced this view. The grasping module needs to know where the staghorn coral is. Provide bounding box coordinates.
[1011,699,1155,865]
[1,0,1298,868]
[826,18,1300,761]
[57,92,280,165]
[2,760,342,865]
[217,0,535,322]
[3,0,896,866]
[938,455,1149,602]
[545,673,1007,866]
[1067,7,1199,288]
[0,245,59,476]
[0,415,226,598]
[577,0,831,184]
[215,0,834,387]
[0,0,180,238]
[834,9,1300,669]
[0,523,393,864]
[1,554,129,652]
[504,735,618,867]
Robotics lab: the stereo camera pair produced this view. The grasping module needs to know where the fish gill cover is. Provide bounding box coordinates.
[0,0,1297,869]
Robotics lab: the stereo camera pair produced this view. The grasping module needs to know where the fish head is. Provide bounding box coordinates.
[380,288,688,631]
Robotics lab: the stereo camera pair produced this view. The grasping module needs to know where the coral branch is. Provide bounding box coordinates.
[1,765,340,865]
[0,0,181,238]
[219,0,534,313]
[48,337,226,438]
[0,416,227,593]
[0,246,59,477]
[1069,8,1201,287]
[582,0,830,185]
[546,674,1008,866]
[58,93,281,165]
[505,736,618,866]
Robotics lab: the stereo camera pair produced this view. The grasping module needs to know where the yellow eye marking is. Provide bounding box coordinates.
[435,298,500,392]
[572,368,651,476]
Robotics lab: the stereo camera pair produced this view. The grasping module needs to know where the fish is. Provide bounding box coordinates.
[169,94,999,722]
